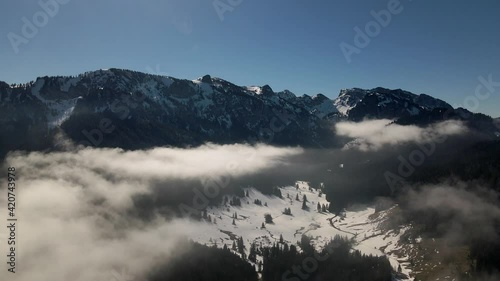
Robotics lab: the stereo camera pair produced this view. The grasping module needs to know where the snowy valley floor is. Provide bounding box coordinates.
[187,182,415,281]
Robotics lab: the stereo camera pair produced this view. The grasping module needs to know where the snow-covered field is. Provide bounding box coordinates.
[186,181,414,280]
[31,78,83,129]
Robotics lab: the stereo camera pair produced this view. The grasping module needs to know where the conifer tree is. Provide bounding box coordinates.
[264,213,273,224]
[237,237,245,257]
[248,243,257,263]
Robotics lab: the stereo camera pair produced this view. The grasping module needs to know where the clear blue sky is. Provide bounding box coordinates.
[1,0,499,117]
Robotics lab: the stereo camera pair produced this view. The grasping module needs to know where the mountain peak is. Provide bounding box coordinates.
[261,84,274,95]
[276,90,296,100]
[201,75,212,83]
[312,93,328,101]
[335,88,368,116]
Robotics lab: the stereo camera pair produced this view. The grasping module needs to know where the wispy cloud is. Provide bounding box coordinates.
[406,182,500,243]
[0,144,301,281]
[336,119,467,151]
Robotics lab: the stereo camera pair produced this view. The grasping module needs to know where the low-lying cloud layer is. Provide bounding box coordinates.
[0,144,302,281]
[336,119,467,151]
[0,120,495,280]
[406,182,500,243]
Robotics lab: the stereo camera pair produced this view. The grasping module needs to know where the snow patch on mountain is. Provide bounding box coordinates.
[334,88,367,116]
[334,88,452,119]
[407,106,420,116]
[192,79,214,95]
[47,97,81,129]
[187,182,413,280]
[309,95,339,119]
[246,86,263,95]
[31,78,47,102]
[31,78,82,129]
[133,80,164,101]
[343,206,414,280]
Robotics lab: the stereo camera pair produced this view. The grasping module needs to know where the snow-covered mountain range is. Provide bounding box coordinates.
[0,68,495,154]
[1,69,497,281]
